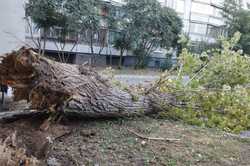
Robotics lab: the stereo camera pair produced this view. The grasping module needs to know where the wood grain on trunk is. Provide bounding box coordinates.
[0,47,175,119]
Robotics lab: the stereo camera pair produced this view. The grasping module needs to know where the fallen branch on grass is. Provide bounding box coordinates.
[0,110,47,123]
[127,128,180,142]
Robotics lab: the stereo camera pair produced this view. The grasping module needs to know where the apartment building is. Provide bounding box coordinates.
[0,0,249,67]
[160,0,226,44]
[0,0,25,55]
[165,0,249,42]
[25,0,123,66]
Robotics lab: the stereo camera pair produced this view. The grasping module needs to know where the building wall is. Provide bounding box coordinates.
[242,0,250,8]
[24,1,124,58]
[0,0,25,55]
[74,54,107,66]
[161,0,226,43]
[1,0,249,66]
[23,0,246,65]
[26,38,122,57]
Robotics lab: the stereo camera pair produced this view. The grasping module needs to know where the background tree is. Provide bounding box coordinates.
[177,34,191,54]
[113,30,133,69]
[65,0,109,65]
[26,0,60,56]
[26,0,79,62]
[50,3,80,63]
[124,0,182,68]
[222,0,250,54]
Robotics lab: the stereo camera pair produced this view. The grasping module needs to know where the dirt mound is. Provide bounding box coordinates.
[0,117,72,165]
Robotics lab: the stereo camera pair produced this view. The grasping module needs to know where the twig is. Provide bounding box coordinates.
[127,128,180,142]
[54,130,72,141]
[184,62,209,87]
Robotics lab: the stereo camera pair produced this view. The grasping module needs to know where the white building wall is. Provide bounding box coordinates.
[26,38,122,56]
[242,0,250,9]
[162,0,226,42]
[0,0,25,55]
[183,0,192,33]
[31,0,244,56]
[1,0,249,57]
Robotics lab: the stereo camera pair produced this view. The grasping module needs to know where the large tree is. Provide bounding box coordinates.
[123,0,182,68]
[222,0,250,54]
[0,47,175,120]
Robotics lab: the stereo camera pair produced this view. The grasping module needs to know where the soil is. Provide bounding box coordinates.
[0,115,250,166]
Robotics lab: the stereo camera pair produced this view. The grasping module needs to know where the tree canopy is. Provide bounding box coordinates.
[26,0,60,29]
[222,0,250,54]
[121,0,182,68]
[26,0,182,67]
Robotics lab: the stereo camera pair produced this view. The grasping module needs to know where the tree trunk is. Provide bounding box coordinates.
[0,47,175,119]
[42,29,47,56]
[135,54,145,69]
[118,49,124,69]
[90,31,95,66]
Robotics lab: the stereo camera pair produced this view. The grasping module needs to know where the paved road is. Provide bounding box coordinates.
[114,75,159,85]
[114,75,190,86]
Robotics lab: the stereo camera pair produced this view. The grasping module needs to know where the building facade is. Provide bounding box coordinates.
[25,0,123,66]
[160,0,250,42]
[160,0,226,47]
[0,0,25,55]
[1,0,250,67]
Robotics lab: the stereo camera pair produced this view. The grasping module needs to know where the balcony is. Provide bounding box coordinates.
[210,0,224,9]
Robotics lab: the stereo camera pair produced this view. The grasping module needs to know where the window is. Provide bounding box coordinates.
[207,25,224,38]
[191,2,213,15]
[158,0,166,6]
[101,6,109,16]
[189,22,207,35]
[155,60,160,68]
[211,0,224,7]
[193,0,211,4]
[212,7,222,18]
[191,13,209,22]
[25,19,39,36]
[41,27,78,42]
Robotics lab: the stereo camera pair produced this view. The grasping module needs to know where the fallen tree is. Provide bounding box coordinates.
[0,47,175,120]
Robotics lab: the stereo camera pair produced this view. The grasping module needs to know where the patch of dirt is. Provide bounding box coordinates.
[0,116,72,165]
[0,116,250,166]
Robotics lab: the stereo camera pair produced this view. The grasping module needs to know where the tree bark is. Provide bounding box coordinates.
[0,110,46,123]
[0,47,175,119]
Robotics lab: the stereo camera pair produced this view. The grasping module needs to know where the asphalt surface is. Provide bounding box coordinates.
[114,75,190,86]
[114,75,159,85]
